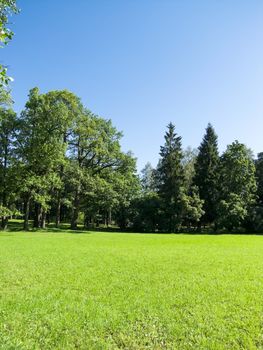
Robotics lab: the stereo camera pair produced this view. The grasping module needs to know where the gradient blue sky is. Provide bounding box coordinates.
[3,0,263,170]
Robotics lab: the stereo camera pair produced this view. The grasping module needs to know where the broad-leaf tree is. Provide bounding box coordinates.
[217,141,257,231]
[17,88,80,229]
[0,107,17,228]
[68,110,131,229]
[0,0,18,91]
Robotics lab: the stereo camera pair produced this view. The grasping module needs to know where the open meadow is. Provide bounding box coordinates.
[1,229,263,349]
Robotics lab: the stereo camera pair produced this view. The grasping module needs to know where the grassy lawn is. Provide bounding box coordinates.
[0,230,263,349]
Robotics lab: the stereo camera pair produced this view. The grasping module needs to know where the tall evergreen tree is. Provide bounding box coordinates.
[255,152,263,205]
[193,123,219,225]
[156,123,186,232]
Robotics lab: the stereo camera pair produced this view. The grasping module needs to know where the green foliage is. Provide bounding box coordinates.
[246,205,263,232]
[155,123,204,232]
[182,186,204,227]
[0,107,17,228]
[255,152,263,205]
[111,153,140,230]
[182,146,198,190]
[130,191,161,232]
[0,87,141,231]
[0,204,11,217]
[0,0,18,88]
[0,85,262,232]
[0,205,20,217]
[0,0,18,42]
[0,88,12,106]
[193,123,219,224]
[219,141,256,204]
[217,193,248,231]
[217,141,257,230]
[68,108,138,229]
[17,88,81,228]
[156,123,186,232]
[140,162,156,193]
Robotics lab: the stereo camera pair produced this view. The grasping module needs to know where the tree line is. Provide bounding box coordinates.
[0,88,139,230]
[1,95,263,233]
[134,123,262,233]
[1,0,263,233]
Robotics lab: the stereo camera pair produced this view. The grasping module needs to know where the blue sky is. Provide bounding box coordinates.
[3,0,263,170]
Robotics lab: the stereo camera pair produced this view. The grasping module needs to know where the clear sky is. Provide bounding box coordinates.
[3,0,263,170]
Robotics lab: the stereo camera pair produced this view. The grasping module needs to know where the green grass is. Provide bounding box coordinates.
[1,230,263,349]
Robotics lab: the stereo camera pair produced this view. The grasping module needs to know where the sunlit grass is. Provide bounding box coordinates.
[0,230,263,349]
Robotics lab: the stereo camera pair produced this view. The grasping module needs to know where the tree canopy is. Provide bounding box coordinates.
[0,0,18,88]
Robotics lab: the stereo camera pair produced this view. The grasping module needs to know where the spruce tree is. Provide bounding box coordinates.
[255,152,263,205]
[193,123,219,225]
[156,123,186,232]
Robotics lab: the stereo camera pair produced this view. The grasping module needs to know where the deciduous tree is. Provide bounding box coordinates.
[0,107,17,228]
[217,141,257,231]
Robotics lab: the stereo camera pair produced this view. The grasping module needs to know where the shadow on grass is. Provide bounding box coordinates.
[1,220,263,236]
[2,220,91,234]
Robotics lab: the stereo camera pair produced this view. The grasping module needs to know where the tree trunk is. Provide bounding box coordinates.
[55,193,61,228]
[41,211,46,229]
[106,211,109,227]
[33,203,42,228]
[1,141,8,230]
[84,213,90,228]
[47,213,50,225]
[1,217,8,230]
[70,189,80,230]
[1,190,8,230]
[24,196,30,231]
[108,208,112,226]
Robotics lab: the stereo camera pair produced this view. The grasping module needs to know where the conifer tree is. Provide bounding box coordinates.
[255,152,263,205]
[156,123,186,232]
[193,123,219,225]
